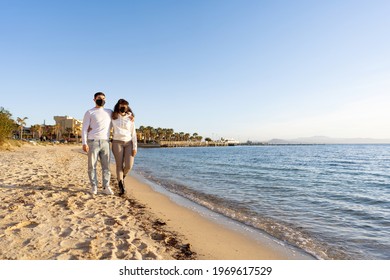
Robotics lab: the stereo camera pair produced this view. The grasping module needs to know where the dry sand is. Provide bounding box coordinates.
[0,144,311,260]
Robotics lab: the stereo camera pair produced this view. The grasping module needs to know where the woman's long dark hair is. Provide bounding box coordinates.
[112,99,135,120]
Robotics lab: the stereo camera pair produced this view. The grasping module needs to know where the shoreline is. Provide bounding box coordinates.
[0,144,313,260]
[122,172,314,259]
[115,150,314,260]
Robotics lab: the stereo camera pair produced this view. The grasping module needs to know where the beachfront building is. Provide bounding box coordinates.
[53,116,82,140]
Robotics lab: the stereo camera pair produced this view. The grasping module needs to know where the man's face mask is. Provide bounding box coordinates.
[95,99,105,107]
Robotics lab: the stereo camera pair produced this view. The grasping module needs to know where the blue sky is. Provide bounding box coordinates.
[1,0,389,141]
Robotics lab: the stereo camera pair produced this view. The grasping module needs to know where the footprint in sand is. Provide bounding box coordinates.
[114,230,132,256]
[104,218,122,227]
[24,191,36,197]
[5,220,39,234]
[75,240,92,252]
[151,232,166,241]
[22,238,32,246]
[119,215,130,220]
[115,240,132,259]
[143,251,158,260]
[132,239,147,250]
[116,229,130,238]
[59,227,73,238]
[59,238,78,250]
[53,200,69,210]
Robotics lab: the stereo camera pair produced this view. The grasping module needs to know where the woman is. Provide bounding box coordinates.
[111,99,137,196]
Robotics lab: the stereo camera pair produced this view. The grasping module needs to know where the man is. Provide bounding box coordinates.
[82,92,114,195]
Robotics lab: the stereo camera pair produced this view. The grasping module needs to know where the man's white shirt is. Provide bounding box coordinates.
[82,107,113,145]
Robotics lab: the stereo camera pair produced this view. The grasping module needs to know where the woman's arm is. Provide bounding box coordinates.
[131,120,137,157]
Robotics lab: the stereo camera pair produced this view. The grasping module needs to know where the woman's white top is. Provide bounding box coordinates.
[112,113,137,151]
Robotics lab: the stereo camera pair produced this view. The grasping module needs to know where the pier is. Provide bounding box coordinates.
[158,141,232,148]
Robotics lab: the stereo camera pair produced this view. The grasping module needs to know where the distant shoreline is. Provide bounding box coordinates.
[138,142,390,148]
[138,141,238,148]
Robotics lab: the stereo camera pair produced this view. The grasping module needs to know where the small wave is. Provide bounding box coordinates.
[135,171,357,259]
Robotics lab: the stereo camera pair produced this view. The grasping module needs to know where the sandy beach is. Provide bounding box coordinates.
[0,144,311,260]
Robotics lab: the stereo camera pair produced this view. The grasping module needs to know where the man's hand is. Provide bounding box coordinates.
[132,150,137,157]
[83,144,89,153]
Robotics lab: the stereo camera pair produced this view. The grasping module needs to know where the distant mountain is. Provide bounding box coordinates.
[268,136,390,144]
[268,138,301,145]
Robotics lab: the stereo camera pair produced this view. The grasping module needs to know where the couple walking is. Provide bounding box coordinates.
[82,92,137,196]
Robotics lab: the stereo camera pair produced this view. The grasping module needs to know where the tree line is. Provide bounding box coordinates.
[0,108,66,142]
[0,108,205,144]
[0,107,16,144]
[136,126,204,144]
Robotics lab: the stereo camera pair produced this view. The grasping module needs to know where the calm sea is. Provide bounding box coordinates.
[131,145,390,260]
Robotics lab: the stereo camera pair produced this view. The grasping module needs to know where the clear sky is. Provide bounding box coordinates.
[1,0,389,142]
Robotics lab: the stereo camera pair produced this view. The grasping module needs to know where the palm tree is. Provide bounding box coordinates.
[54,123,61,140]
[136,126,145,143]
[65,127,72,141]
[144,126,154,143]
[161,128,169,141]
[166,128,174,141]
[138,126,148,144]
[156,127,165,141]
[37,125,43,139]
[16,117,28,139]
[30,124,40,139]
[48,125,56,140]
[149,127,157,142]
[74,124,81,143]
[192,133,202,142]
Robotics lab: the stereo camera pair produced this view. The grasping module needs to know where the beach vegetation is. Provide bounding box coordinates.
[0,107,18,144]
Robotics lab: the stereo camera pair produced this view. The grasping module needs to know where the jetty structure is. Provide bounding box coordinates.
[140,139,240,148]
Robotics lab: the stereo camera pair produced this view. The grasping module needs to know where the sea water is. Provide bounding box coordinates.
[131,145,390,260]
